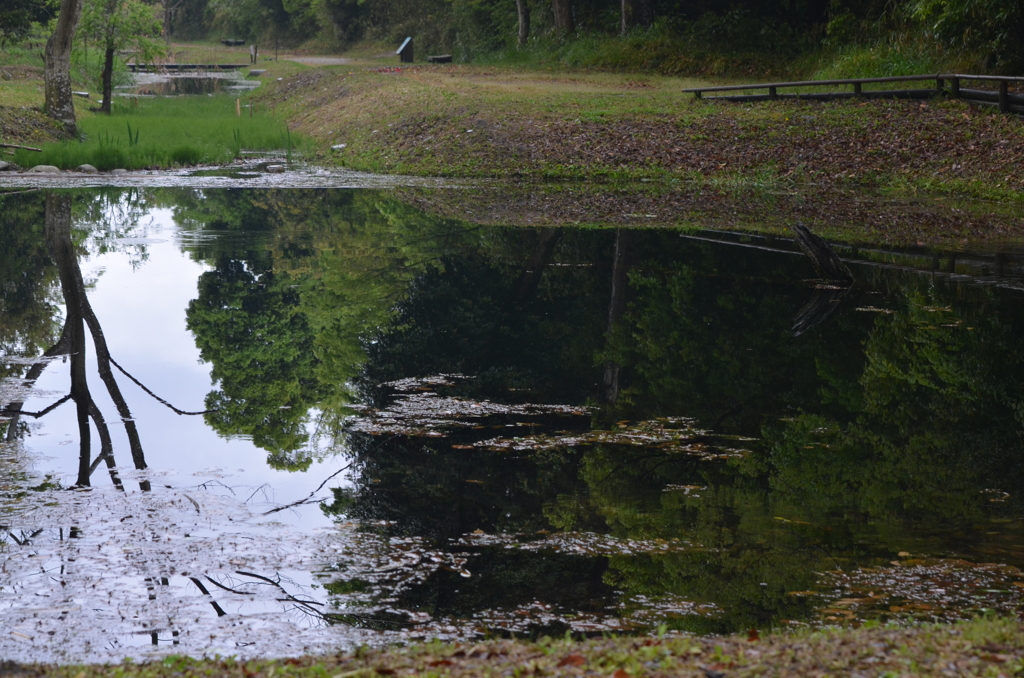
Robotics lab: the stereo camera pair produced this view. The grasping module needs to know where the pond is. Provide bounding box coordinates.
[120,70,261,97]
[2,187,1024,663]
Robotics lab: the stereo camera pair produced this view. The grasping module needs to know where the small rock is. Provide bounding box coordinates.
[266,164,286,173]
[0,161,9,171]
[76,164,99,173]
[110,168,128,175]
[26,165,61,173]
[331,143,347,151]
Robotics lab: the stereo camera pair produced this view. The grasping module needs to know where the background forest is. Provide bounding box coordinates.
[2,0,1023,78]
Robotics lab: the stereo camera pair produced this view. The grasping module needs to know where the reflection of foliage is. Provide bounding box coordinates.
[582,267,1024,632]
[186,254,323,470]
[323,226,1024,633]
[0,193,62,361]
[359,244,610,405]
[769,284,1024,523]
[599,241,863,435]
[173,188,479,465]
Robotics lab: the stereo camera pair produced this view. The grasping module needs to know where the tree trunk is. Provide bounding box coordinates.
[101,46,115,114]
[552,0,573,34]
[44,194,93,486]
[620,0,651,35]
[602,229,630,405]
[44,0,84,135]
[163,0,172,45]
[516,0,530,46]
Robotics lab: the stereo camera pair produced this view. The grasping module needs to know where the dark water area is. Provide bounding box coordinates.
[2,187,1024,661]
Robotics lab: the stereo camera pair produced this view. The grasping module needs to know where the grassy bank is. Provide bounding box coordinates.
[258,64,1024,204]
[12,96,303,170]
[9,617,1024,677]
[1,44,310,169]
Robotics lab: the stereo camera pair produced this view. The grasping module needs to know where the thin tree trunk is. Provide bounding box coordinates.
[620,0,651,35]
[44,0,84,134]
[44,194,92,486]
[552,0,573,34]
[101,46,115,114]
[516,0,530,46]
[602,229,630,405]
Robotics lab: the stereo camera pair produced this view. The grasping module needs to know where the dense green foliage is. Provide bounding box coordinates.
[0,0,55,46]
[155,0,1023,72]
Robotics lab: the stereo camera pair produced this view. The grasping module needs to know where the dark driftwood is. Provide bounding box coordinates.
[792,222,854,284]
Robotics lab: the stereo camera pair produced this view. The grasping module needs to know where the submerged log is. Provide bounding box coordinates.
[792,222,854,284]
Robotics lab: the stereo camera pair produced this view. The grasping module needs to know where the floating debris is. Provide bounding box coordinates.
[472,418,751,458]
[456,530,695,557]
[348,375,590,438]
[814,558,1024,625]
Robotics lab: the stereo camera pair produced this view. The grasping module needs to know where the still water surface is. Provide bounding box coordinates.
[2,188,1024,662]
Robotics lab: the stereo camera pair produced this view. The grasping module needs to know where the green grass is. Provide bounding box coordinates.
[13,95,304,170]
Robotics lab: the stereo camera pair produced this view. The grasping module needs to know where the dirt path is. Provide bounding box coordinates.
[287,56,354,66]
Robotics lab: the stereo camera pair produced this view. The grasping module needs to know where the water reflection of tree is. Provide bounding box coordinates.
[175,189,552,467]
[327,228,1024,634]
[1,192,210,490]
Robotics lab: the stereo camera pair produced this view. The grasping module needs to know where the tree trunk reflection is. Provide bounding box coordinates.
[43,193,148,490]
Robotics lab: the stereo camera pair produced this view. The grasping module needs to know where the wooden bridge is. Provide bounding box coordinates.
[682,74,1024,114]
[127,64,250,73]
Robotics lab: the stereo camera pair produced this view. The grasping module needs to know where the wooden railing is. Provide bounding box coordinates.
[127,64,250,72]
[682,74,1024,113]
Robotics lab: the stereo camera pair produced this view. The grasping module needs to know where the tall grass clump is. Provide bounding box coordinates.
[14,95,305,170]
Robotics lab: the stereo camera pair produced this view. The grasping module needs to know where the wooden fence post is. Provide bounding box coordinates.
[853,81,862,96]
[768,86,777,100]
[936,77,944,95]
[999,81,1009,112]
[951,77,960,98]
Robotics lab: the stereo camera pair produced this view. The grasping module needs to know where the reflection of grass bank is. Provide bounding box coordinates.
[394,182,1024,247]
[12,96,304,170]
[17,616,1024,676]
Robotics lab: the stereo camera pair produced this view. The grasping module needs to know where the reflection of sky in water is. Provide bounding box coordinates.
[19,207,348,531]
